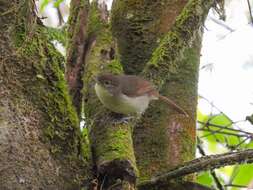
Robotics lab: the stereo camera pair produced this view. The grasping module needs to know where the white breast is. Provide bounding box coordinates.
[120,94,152,115]
[95,83,156,115]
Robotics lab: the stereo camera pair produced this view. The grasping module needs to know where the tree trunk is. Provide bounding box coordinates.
[111,0,213,183]
[83,2,137,189]
[0,1,87,189]
[111,0,188,74]
[0,0,216,189]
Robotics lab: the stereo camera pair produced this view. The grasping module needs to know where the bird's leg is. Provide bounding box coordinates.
[111,112,135,124]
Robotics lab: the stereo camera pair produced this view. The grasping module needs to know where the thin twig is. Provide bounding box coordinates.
[197,137,224,190]
[247,0,253,24]
[199,95,231,121]
[198,121,253,136]
[209,16,234,32]
[224,183,248,188]
[198,128,250,138]
[139,149,253,187]
[210,170,224,190]
[231,137,250,150]
[56,6,64,26]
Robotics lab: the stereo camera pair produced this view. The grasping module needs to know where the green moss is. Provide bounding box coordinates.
[92,121,138,175]
[0,0,89,187]
[67,0,89,57]
[68,0,89,38]
[82,1,138,181]
[134,105,170,182]
[46,26,67,46]
[80,127,91,161]
[87,0,105,36]
[82,20,121,105]
[111,0,171,74]
[149,32,180,72]
[98,125,134,159]
[134,3,204,180]
[106,59,123,74]
[11,15,83,159]
[135,32,201,183]
[144,0,213,89]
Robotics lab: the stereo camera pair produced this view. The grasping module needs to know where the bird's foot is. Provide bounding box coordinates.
[112,116,135,125]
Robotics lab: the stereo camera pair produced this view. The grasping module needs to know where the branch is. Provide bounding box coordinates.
[247,0,253,24]
[56,6,64,26]
[246,114,253,125]
[197,139,224,190]
[139,149,253,187]
[143,0,215,87]
[209,16,234,32]
[198,120,253,137]
[198,128,251,138]
[66,0,89,117]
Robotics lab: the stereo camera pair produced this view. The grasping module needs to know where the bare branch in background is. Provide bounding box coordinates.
[213,0,226,20]
[224,184,249,188]
[56,6,64,26]
[246,114,253,125]
[198,121,253,138]
[143,149,253,187]
[197,137,224,190]
[197,95,253,188]
[209,16,234,32]
[247,0,253,24]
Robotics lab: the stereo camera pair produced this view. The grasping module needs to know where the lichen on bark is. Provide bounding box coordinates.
[83,2,137,189]
[111,0,188,74]
[66,0,89,117]
[133,0,213,183]
[110,0,214,184]
[0,0,87,189]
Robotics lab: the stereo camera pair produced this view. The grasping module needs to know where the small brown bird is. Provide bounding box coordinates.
[95,73,188,116]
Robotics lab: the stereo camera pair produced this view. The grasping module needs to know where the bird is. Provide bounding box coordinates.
[94,73,188,116]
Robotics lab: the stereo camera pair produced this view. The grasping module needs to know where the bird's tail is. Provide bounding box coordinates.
[158,95,188,116]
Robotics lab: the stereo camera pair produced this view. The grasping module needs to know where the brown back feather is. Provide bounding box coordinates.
[118,75,158,97]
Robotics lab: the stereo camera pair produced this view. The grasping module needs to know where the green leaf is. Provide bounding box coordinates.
[53,0,64,8]
[196,171,214,187]
[218,165,234,177]
[40,0,51,12]
[230,164,253,190]
[209,113,232,127]
[247,140,253,148]
[199,113,240,147]
[197,109,209,123]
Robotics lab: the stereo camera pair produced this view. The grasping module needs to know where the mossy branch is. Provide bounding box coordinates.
[139,149,253,188]
[11,0,83,158]
[111,0,187,74]
[82,2,137,189]
[46,26,67,46]
[66,0,89,117]
[143,0,215,87]
[0,0,87,188]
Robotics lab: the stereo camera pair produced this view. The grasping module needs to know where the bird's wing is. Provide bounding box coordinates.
[120,75,158,97]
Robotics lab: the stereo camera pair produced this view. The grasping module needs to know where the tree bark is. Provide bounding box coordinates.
[111,0,188,74]
[83,2,137,189]
[1,0,227,189]
[111,0,214,183]
[0,1,87,189]
[66,0,89,117]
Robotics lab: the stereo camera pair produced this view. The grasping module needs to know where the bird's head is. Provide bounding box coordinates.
[95,73,120,94]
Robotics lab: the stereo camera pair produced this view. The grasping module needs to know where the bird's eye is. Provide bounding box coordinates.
[104,81,110,85]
